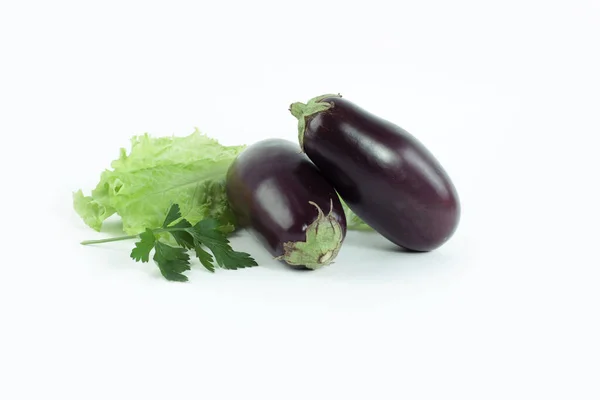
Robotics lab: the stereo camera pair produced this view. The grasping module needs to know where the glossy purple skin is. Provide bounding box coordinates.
[225,138,347,264]
[303,97,460,251]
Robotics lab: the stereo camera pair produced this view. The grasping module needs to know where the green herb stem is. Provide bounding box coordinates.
[81,229,163,245]
[80,226,193,245]
[80,235,140,245]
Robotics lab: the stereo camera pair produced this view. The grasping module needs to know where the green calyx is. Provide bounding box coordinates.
[275,200,344,270]
[289,93,342,149]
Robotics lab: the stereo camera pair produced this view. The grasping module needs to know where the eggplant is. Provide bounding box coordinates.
[225,138,347,269]
[290,94,460,252]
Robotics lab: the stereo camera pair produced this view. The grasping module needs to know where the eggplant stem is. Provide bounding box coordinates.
[275,199,344,270]
[289,93,342,149]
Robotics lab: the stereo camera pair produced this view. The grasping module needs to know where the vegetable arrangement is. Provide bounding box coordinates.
[76,94,460,281]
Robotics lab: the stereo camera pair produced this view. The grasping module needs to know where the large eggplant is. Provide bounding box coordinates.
[290,94,460,252]
[225,138,347,269]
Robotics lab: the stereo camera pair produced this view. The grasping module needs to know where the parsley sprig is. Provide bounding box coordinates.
[81,204,258,281]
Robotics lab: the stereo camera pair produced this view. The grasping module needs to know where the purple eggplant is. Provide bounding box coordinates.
[290,94,460,252]
[225,138,346,269]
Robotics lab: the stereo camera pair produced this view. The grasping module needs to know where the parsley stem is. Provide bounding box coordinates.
[80,227,179,245]
[80,235,139,245]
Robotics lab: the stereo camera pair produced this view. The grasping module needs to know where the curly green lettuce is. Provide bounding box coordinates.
[74,129,245,236]
[340,198,373,231]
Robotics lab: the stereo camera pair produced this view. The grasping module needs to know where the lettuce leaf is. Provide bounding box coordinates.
[339,198,373,231]
[74,129,245,236]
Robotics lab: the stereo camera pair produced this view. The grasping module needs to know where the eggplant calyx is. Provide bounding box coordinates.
[289,93,342,150]
[275,199,344,270]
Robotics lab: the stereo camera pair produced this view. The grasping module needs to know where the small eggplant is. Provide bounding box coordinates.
[290,94,460,252]
[225,138,346,269]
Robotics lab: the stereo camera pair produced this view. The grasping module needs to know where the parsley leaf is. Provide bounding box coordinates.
[194,244,216,273]
[191,219,258,270]
[162,203,183,228]
[169,220,195,249]
[153,241,191,282]
[130,228,156,262]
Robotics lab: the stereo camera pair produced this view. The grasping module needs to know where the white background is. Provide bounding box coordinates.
[1,0,599,398]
